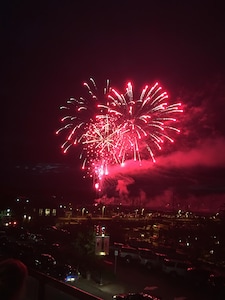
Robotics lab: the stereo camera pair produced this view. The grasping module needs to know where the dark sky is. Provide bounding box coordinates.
[1,1,225,211]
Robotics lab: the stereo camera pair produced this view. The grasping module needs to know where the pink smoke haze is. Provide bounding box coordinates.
[107,136,225,176]
[157,137,225,168]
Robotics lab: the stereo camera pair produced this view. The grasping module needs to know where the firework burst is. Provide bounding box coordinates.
[107,81,183,164]
[56,78,117,189]
[56,78,183,190]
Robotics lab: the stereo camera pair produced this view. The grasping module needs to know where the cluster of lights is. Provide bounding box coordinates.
[4,221,17,227]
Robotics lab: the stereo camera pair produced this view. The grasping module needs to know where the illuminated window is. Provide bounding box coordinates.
[39,209,43,216]
[52,209,56,216]
[45,208,51,216]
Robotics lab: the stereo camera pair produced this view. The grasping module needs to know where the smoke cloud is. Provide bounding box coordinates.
[157,137,225,168]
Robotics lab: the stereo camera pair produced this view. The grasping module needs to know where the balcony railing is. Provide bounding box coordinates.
[26,269,103,300]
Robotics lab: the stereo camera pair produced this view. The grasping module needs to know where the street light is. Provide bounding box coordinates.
[102,206,105,218]
[81,207,85,217]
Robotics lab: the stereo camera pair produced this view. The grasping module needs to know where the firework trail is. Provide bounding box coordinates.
[56,78,183,190]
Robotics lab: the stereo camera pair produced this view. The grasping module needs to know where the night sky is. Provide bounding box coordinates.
[2,1,225,211]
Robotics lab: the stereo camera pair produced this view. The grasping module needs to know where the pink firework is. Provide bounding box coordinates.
[107,82,183,164]
[56,78,117,190]
[56,79,183,190]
